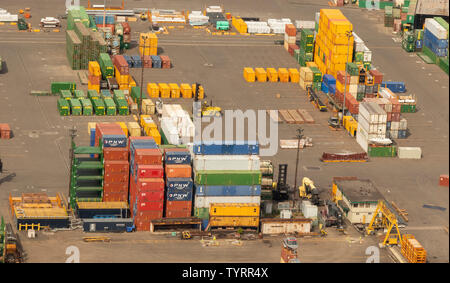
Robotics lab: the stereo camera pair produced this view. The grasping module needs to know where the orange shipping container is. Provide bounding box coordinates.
[165,164,192,178]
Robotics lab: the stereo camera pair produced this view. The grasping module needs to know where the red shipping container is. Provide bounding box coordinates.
[365,93,376,99]
[164,148,189,154]
[0,124,11,139]
[88,74,101,85]
[103,147,129,161]
[439,175,449,187]
[136,164,164,178]
[135,191,164,202]
[121,22,131,34]
[389,98,401,113]
[285,24,297,36]
[104,172,129,183]
[345,92,359,115]
[134,148,162,165]
[159,55,171,69]
[97,24,115,34]
[103,181,128,193]
[143,55,152,68]
[336,0,344,6]
[166,200,192,211]
[112,55,129,75]
[135,221,150,231]
[123,33,131,43]
[136,200,164,211]
[335,89,344,103]
[165,164,192,178]
[133,211,163,219]
[387,112,392,122]
[369,69,383,84]
[95,123,125,146]
[391,112,401,122]
[337,70,351,84]
[165,210,191,218]
[103,191,128,202]
[104,160,129,173]
[136,178,165,192]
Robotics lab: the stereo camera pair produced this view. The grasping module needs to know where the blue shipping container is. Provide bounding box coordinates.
[165,151,191,165]
[102,134,127,148]
[131,55,142,68]
[386,121,391,130]
[166,189,193,201]
[130,140,158,157]
[416,39,423,49]
[193,141,259,155]
[322,74,336,85]
[195,185,261,196]
[424,29,449,49]
[95,15,115,25]
[82,218,134,232]
[151,55,161,68]
[328,84,336,95]
[166,178,193,190]
[398,130,407,139]
[201,219,209,231]
[321,82,329,94]
[123,55,133,68]
[90,128,96,158]
[381,81,406,93]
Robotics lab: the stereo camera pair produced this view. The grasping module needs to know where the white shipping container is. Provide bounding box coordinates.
[315,12,320,24]
[398,147,422,159]
[353,32,365,52]
[261,221,311,235]
[349,84,358,94]
[358,114,378,134]
[194,155,260,171]
[161,117,180,145]
[356,128,369,152]
[399,118,407,130]
[194,196,261,209]
[359,102,378,124]
[425,18,448,40]
[389,130,399,139]
[363,45,372,62]
[379,87,396,99]
[284,33,296,44]
[391,121,400,131]
[295,20,315,29]
[0,13,18,22]
[301,201,318,218]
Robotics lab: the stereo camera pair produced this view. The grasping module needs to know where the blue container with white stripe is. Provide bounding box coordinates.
[321,82,329,94]
[102,134,127,148]
[195,185,261,197]
[165,151,191,165]
[381,81,406,93]
[415,39,423,49]
[166,178,193,201]
[322,74,336,85]
[424,29,449,49]
[131,55,142,68]
[193,141,259,155]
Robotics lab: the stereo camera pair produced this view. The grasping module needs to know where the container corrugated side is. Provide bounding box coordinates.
[194,170,261,186]
[193,155,260,171]
[194,196,261,209]
[195,185,261,197]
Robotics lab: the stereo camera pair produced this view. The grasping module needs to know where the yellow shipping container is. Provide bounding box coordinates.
[209,216,259,227]
[119,84,129,91]
[191,84,204,99]
[288,68,300,83]
[278,68,289,83]
[336,80,350,93]
[255,68,267,82]
[116,122,128,137]
[88,81,100,92]
[210,203,260,217]
[114,66,130,85]
[87,122,96,135]
[306,62,318,68]
[127,122,141,137]
[266,68,278,82]
[140,115,151,127]
[299,67,313,82]
[142,99,155,115]
[158,83,170,98]
[180,84,192,98]
[143,121,157,135]
[167,83,180,98]
[299,78,313,90]
[147,83,160,98]
[139,32,158,46]
[149,128,161,145]
[88,61,101,76]
[243,67,255,82]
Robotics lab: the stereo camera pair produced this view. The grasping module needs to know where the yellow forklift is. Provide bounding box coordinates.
[193,83,222,118]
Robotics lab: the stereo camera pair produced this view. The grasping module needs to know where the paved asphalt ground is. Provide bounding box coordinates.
[0,0,448,263]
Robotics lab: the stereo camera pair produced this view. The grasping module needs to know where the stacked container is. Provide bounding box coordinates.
[164,148,193,218]
[129,137,164,231]
[113,55,130,91]
[423,18,448,59]
[299,67,313,90]
[322,74,336,94]
[284,24,297,52]
[296,29,314,66]
[314,9,354,77]
[121,22,131,49]
[232,17,247,34]
[161,104,194,145]
[356,102,388,153]
[193,141,261,228]
[139,33,158,56]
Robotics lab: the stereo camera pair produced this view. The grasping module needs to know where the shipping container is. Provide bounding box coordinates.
[82,218,133,232]
[194,196,261,209]
[164,149,191,165]
[194,170,261,186]
[398,147,422,159]
[209,216,259,227]
[193,141,259,155]
[193,155,260,171]
[165,164,192,178]
[209,203,260,216]
[195,185,262,197]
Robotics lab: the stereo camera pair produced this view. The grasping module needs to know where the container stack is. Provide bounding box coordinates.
[401,234,427,263]
[99,124,129,202]
[139,33,158,56]
[421,18,448,74]
[284,24,297,52]
[129,137,164,231]
[161,104,195,145]
[321,74,336,94]
[67,7,90,30]
[113,55,130,91]
[384,6,394,27]
[245,21,271,34]
[88,61,101,93]
[193,141,262,229]
[140,115,161,144]
[268,18,292,34]
[296,29,314,66]
[335,70,358,113]
[98,53,114,80]
[356,102,389,153]
[314,9,354,78]
[402,30,416,52]
[299,67,313,90]
[164,148,193,218]
[232,17,247,34]
[121,22,131,50]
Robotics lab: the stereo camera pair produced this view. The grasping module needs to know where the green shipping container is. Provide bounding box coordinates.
[194,208,209,220]
[354,52,364,63]
[300,29,314,44]
[434,17,449,34]
[131,86,143,102]
[60,89,73,100]
[115,99,129,115]
[92,99,105,115]
[57,99,70,116]
[194,170,261,186]
[357,93,365,102]
[51,82,76,94]
[422,46,438,64]
[438,57,449,75]
[103,98,117,116]
[88,89,100,100]
[368,145,397,157]
[406,14,414,24]
[346,62,359,76]
[113,90,125,100]
[309,67,322,82]
[363,62,372,70]
[80,99,93,115]
[69,98,82,116]
[74,89,87,98]
[98,53,114,79]
[400,104,416,113]
[313,82,321,92]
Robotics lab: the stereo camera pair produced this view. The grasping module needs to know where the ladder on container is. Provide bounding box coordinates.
[278,164,287,187]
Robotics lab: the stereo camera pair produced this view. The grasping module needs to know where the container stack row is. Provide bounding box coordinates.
[129,137,164,231]
[299,64,321,91]
[295,28,314,66]
[147,83,203,98]
[161,104,195,146]
[139,32,158,56]
[284,24,298,55]
[243,68,299,83]
[192,142,262,229]
[164,148,193,218]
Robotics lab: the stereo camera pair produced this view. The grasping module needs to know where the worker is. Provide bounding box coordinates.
[0,158,3,173]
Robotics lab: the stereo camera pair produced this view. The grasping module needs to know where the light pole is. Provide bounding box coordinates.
[341,30,353,125]
[138,35,148,130]
[294,128,304,195]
